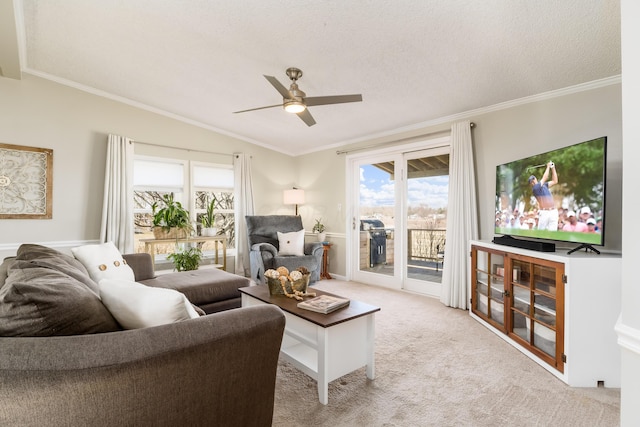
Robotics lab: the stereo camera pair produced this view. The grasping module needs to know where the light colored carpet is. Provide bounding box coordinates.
[272,280,620,427]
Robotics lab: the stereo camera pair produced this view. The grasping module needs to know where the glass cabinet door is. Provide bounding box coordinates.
[471,245,565,373]
[532,264,557,357]
[472,247,506,331]
[508,257,563,372]
[511,259,531,342]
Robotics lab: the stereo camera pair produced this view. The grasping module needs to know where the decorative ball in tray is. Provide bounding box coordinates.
[264,266,316,300]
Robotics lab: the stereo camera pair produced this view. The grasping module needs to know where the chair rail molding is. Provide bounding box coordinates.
[0,239,100,258]
[616,314,640,356]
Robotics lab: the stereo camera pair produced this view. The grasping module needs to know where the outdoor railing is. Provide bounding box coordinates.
[407,228,446,261]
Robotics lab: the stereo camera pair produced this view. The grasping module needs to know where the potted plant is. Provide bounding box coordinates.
[313,218,326,242]
[152,193,193,239]
[167,246,202,272]
[200,198,217,237]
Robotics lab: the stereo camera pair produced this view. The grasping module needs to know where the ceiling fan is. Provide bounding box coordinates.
[233,67,363,126]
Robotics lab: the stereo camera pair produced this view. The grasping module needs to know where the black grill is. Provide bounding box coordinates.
[361,220,387,267]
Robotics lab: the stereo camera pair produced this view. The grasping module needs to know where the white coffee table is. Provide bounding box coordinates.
[239,285,380,405]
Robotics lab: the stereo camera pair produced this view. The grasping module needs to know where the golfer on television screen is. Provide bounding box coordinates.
[528,161,559,231]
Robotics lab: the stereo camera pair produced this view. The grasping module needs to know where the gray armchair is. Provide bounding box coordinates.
[246,215,324,284]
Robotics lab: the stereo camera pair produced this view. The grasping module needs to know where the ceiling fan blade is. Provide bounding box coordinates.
[305,94,362,107]
[233,104,282,114]
[264,75,291,98]
[297,109,316,127]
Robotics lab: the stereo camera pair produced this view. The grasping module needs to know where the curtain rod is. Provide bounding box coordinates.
[336,122,475,155]
[130,140,234,157]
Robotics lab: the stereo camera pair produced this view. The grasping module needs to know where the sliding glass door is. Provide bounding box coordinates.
[403,148,449,295]
[351,154,401,288]
[349,144,449,296]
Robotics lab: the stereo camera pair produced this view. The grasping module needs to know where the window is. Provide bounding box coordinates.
[133,158,186,255]
[191,162,235,249]
[133,156,235,263]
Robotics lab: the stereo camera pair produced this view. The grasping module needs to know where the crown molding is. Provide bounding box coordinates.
[23,68,620,158]
[305,75,622,157]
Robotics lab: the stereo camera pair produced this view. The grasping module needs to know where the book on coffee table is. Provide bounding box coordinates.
[297,295,350,314]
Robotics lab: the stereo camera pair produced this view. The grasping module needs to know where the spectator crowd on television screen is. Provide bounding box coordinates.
[496,205,601,234]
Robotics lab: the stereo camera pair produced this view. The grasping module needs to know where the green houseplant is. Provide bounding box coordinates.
[313,218,326,242]
[152,193,193,239]
[200,198,217,237]
[167,246,202,272]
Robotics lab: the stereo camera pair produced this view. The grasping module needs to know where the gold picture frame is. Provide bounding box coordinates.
[0,143,53,219]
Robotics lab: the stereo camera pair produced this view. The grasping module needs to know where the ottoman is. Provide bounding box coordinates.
[123,253,250,314]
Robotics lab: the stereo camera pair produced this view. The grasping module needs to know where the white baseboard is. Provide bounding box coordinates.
[316,273,347,282]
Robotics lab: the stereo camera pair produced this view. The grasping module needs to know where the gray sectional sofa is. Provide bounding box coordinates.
[123,252,248,314]
[0,244,285,426]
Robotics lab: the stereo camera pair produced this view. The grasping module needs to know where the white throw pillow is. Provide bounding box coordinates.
[71,241,135,283]
[99,278,200,329]
[277,230,305,256]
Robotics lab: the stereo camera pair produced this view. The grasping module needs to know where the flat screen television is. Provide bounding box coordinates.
[494,136,607,254]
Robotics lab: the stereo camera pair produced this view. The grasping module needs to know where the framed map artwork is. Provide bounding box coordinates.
[0,143,53,219]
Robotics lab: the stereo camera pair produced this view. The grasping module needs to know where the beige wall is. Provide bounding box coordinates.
[295,149,348,277]
[0,74,296,258]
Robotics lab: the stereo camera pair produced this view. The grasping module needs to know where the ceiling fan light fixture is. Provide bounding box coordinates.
[284,100,306,113]
[235,67,362,126]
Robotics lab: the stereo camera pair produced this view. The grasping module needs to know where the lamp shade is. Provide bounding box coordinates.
[283,189,305,205]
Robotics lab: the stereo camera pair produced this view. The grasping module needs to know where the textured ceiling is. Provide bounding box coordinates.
[11,0,622,155]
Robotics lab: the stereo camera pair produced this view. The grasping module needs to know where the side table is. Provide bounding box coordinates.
[321,243,332,280]
[139,236,227,270]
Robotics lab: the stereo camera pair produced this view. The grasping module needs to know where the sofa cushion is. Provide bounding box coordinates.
[138,268,249,307]
[0,257,16,290]
[99,278,200,329]
[122,253,156,281]
[16,243,101,295]
[71,241,135,283]
[277,230,305,256]
[0,261,121,337]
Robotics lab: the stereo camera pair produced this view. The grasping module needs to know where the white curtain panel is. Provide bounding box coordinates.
[440,121,479,309]
[100,134,134,253]
[234,153,255,276]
